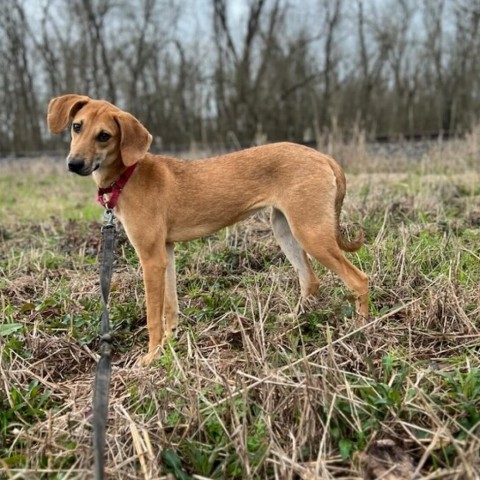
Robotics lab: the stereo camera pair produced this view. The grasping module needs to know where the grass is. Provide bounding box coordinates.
[0,137,479,479]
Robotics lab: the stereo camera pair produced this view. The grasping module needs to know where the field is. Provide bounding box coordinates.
[1,136,479,479]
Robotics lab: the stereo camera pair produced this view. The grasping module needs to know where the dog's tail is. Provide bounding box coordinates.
[327,156,365,253]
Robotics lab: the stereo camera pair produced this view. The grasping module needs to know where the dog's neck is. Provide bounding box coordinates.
[93,158,131,188]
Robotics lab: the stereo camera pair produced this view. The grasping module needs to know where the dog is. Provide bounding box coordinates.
[47,94,369,366]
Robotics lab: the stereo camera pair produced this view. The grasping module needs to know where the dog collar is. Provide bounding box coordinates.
[97,163,138,209]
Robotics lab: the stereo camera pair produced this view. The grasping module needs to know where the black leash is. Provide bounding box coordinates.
[93,209,115,480]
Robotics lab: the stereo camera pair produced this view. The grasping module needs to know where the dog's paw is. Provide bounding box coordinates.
[136,348,162,367]
[354,313,369,329]
[355,295,369,320]
[165,324,178,339]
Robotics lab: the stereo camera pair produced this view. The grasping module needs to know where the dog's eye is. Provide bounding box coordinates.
[97,131,111,143]
[72,123,82,133]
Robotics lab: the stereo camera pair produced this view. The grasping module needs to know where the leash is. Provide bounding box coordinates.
[93,208,115,480]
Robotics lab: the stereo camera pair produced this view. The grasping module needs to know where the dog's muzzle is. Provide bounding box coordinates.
[67,156,85,173]
[67,156,95,176]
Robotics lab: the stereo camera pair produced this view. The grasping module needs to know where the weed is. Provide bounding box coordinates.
[0,149,479,478]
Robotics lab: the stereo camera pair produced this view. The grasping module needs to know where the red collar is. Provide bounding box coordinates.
[97,163,138,209]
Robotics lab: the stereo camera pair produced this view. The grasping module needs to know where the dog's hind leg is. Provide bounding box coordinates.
[290,224,369,318]
[271,208,320,297]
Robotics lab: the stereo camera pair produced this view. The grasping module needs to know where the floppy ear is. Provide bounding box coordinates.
[115,112,152,166]
[47,94,90,133]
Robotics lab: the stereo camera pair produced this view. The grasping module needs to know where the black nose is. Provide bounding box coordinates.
[68,157,85,173]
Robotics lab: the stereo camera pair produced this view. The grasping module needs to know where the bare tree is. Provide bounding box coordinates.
[212,0,269,139]
[319,0,342,130]
[353,0,389,132]
[73,0,118,102]
[0,0,42,152]
[2,0,480,154]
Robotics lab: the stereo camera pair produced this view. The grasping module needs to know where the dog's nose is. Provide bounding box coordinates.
[67,157,85,173]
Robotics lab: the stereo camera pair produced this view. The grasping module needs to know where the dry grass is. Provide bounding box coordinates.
[1,138,480,479]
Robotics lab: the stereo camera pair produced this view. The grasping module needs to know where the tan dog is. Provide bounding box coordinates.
[48,94,369,366]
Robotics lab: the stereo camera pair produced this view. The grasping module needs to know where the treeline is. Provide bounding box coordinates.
[1,0,480,153]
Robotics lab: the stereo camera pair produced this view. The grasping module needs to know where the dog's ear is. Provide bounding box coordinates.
[115,112,152,166]
[47,94,90,133]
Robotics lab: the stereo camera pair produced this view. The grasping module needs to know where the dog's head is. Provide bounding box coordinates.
[47,94,152,176]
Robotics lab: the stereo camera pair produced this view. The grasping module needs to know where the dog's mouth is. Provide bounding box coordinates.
[69,165,94,176]
[76,168,94,176]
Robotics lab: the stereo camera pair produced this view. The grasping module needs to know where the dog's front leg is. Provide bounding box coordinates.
[136,244,168,366]
[164,243,179,337]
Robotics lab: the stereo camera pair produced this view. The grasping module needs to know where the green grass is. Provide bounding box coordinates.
[1,146,480,479]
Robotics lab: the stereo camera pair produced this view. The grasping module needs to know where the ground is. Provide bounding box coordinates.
[0,136,479,479]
